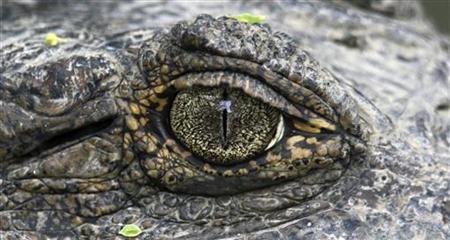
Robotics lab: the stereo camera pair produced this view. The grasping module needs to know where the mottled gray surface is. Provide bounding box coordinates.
[1,1,449,239]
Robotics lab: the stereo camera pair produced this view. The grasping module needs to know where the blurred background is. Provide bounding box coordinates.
[420,0,449,35]
[2,0,448,36]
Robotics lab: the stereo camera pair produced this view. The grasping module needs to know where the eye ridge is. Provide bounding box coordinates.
[126,15,366,195]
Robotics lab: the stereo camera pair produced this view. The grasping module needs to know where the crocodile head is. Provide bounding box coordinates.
[1,1,449,239]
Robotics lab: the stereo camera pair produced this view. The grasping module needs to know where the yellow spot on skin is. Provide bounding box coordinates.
[165,139,193,159]
[309,118,336,131]
[134,130,144,138]
[125,116,139,131]
[306,137,318,144]
[134,90,150,99]
[267,152,282,163]
[286,136,306,148]
[44,32,66,46]
[72,216,83,226]
[139,117,148,126]
[249,160,260,171]
[174,167,185,174]
[156,158,165,164]
[184,168,194,178]
[149,95,168,112]
[202,164,217,175]
[157,148,171,159]
[238,168,249,175]
[156,99,167,111]
[223,170,234,177]
[129,103,140,115]
[145,141,157,153]
[202,163,211,170]
[146,159,156,169]
[140,99,151,107]
[160,65,170,75]
[292,148,312,159]
[124,150,134,162]
[143,135,157,153]
[154,85,166,94]
[139,105,148,114]
[293,121,321,133]
[124,133,132,144]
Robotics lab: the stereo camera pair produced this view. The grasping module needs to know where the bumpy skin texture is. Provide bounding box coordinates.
[1,1,449,239]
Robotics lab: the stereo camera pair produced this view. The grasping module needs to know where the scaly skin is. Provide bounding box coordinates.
[1,1,449,239]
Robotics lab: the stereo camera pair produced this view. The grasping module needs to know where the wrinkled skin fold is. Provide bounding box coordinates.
[1,1,449,239]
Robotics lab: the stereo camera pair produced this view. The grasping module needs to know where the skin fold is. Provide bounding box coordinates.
[0,1,449,239]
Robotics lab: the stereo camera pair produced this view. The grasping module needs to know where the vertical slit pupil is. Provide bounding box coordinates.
[221,88,229,149]
[222,108,227,148]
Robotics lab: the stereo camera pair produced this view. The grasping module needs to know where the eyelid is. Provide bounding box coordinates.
[141,49,338,123]
[170,71,331,125]
[171,72,282,106]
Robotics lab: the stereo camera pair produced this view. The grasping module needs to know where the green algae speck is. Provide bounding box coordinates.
[230,13,266,24]
[118,224,142,238]
[44,32,66,46]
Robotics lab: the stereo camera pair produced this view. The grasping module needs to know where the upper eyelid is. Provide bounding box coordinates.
[169,71,331,127]
[140,38,340,131]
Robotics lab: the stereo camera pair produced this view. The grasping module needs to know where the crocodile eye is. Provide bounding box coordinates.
[170,86,283,165]
[124,15,368,196]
